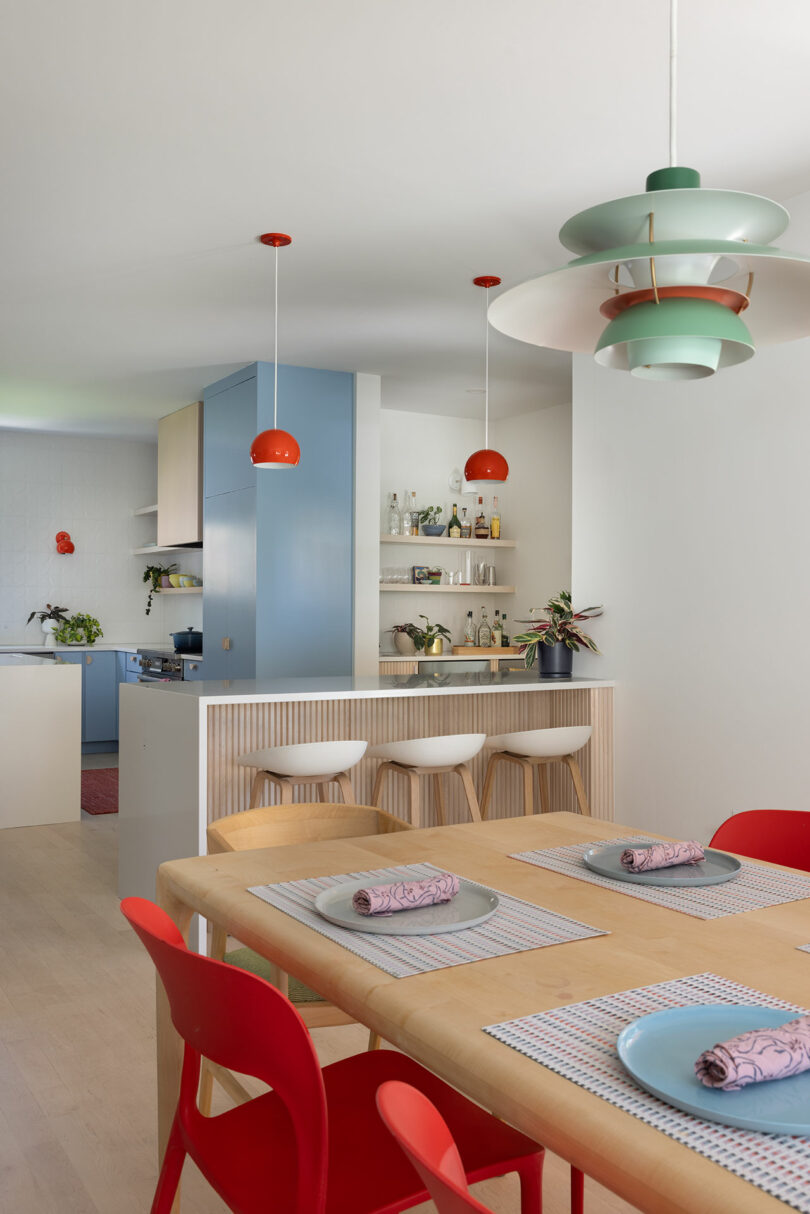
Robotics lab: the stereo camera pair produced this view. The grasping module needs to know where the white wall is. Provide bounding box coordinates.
[379,405,571,651]
[354,374,382,675]
[0,431,199,646]
[572,336,810,842]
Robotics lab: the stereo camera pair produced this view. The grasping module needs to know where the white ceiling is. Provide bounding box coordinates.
[2,0,810,438]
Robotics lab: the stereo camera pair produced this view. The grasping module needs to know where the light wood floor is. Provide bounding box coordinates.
[0,817,637,1213]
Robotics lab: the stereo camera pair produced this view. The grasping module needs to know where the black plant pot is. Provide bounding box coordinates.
[538,642,573,680]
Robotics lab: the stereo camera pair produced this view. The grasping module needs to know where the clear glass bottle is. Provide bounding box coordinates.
[460,507,472,539]
[490,496,501,540]
[501,612,509,647]
[388,492,402,535]
[409,490,419,536]
[464,610,476,647]
[448,503,462,539]
[474,496,489,539]
[477,606,492,648]
[492,609,503,647]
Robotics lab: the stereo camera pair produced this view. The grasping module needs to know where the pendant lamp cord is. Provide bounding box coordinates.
[669,0,678,167]
[273,244,279,429]
[483,284,489,449]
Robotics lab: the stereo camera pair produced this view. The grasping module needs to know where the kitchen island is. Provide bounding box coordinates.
[0,653,81,827]
[119,671,614,902]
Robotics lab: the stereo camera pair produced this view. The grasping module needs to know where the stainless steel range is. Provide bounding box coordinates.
[136,650,185,682]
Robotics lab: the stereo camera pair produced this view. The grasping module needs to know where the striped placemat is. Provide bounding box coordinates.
[248,862,607,978]
[510,835,810,919]
[485,972,810,1213]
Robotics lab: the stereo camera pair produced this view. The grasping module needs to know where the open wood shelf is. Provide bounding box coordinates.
[158,587,202,595]
[380,584,515,594]
[131,545,200,555]
[380,534,515,549]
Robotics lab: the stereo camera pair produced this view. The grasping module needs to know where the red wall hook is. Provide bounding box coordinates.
[56,531,75,554]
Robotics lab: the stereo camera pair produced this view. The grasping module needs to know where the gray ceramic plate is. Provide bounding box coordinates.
[314,877,499,935]
[583,844,741,887]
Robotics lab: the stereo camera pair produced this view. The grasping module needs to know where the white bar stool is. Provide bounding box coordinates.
[236,740,368,807]
[368,733,486,828]
[480,726,592,819]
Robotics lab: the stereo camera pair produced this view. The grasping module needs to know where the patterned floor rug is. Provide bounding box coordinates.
[81,768,118,815]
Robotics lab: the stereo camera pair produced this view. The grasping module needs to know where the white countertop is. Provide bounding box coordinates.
[124,671,614,705]
[0,643,148,654]
[379,652,522,662]
[0,652,68,667]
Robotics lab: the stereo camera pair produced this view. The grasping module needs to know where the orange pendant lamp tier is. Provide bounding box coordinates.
[464,275,509,485]
[250,232,301,469]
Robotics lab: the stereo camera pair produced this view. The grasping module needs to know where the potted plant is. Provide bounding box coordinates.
[143,562,178,615]
[419,506,445,537]
[54,612,104,646]
[409,614,453,656]
[26,604,70,647]
[512,590,602,680]
[389,623,420,655]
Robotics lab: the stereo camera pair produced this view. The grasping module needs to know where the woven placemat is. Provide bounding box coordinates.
[485,972,810,1213]
[249,862,607,978]
[510,835,810,919]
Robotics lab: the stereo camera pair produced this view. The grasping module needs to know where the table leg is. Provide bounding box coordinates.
[156,870,194,1213]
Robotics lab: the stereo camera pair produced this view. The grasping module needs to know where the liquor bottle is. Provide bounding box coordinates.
[492,610,503,647]
[388,492,402,535]
[409,490,419,536]
[474,496,489,539]
[490,496,501,540]
[477,607,492,647]
[501,613,509,647]
[464,610,476,647]
[460,507,472,539]
[448,503,462,539]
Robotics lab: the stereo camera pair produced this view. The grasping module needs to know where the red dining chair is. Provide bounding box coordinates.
[121,896,544,1214]
[710,809,810,871]
[378,1081,584,1214]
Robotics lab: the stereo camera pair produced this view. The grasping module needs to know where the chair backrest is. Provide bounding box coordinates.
[376,1081,492,1214]
[121,897,329,1214]
[709,810,810,871]
[208,800,411,854]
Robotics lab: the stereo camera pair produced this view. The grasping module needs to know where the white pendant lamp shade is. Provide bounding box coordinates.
[250,232,301,469]
[464,275,509,485]
[488,0,810,381]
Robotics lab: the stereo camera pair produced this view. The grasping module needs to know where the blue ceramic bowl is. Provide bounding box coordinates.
[422,524,446,536]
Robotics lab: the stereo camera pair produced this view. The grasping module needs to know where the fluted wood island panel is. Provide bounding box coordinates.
[119,673,614,904]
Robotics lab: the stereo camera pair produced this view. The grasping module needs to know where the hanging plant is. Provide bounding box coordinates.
[143,563,178,615]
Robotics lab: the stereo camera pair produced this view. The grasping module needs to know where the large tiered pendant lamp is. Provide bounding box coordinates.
[488,0,810,381]
[250,232,301,468]
[464,276,509,484]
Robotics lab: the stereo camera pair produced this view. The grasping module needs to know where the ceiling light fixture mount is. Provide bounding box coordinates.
[488,0,810,382]
[250,232,301,468]
[464,275,509,484]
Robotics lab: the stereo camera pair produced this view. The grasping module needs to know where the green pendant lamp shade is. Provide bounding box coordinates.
[595,296,754,379]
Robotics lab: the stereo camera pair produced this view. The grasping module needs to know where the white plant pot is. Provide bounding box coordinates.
[394,631,416,655]
[41,619,58,648]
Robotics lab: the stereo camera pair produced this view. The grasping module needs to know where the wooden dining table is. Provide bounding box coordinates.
[155,811,810,1214]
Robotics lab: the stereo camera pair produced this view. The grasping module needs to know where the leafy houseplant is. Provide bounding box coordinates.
[409,614,453,655]
[54,613,103,646]
[143,562,178,615]
[26,604,69,626]
[512,590,602,680]
[418,506,445,536]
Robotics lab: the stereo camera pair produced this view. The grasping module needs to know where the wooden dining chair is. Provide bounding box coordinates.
[122,896,545,1214]
[200,801,411,1114]
[378,1080,583,1214]
[710,809,810,871]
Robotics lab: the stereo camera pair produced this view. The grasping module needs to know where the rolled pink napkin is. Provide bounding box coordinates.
[695,1016,810,1090]
[352,872,460,916]
[620,840,705,872]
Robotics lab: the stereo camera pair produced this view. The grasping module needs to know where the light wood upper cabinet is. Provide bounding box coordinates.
[157,401,203,546]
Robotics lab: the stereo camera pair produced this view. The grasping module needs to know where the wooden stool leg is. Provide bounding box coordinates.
[562,754,591,816]
[316,782,329,803]
[433,774,446,826]
[455,763,482,822]
[480,753,500,820]
[248,772,267,809]
[335,771,355,803]
[278,778,294,805]
[371,762,388,808]
[406,768,421,828]
[536,762,551,815]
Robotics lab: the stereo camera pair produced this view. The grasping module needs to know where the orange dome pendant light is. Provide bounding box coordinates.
[464,276,509,484]
[250,233,301,468]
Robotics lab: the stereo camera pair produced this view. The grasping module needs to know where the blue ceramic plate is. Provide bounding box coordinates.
[617,1004,810,1134]
[583,843,741,886]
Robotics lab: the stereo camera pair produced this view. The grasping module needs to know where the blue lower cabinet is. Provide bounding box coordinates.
[60,650,119,750]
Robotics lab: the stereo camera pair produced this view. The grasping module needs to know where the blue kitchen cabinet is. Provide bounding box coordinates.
[117,651,142,683]
[203,361,354,680]
[60,651,118,750]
